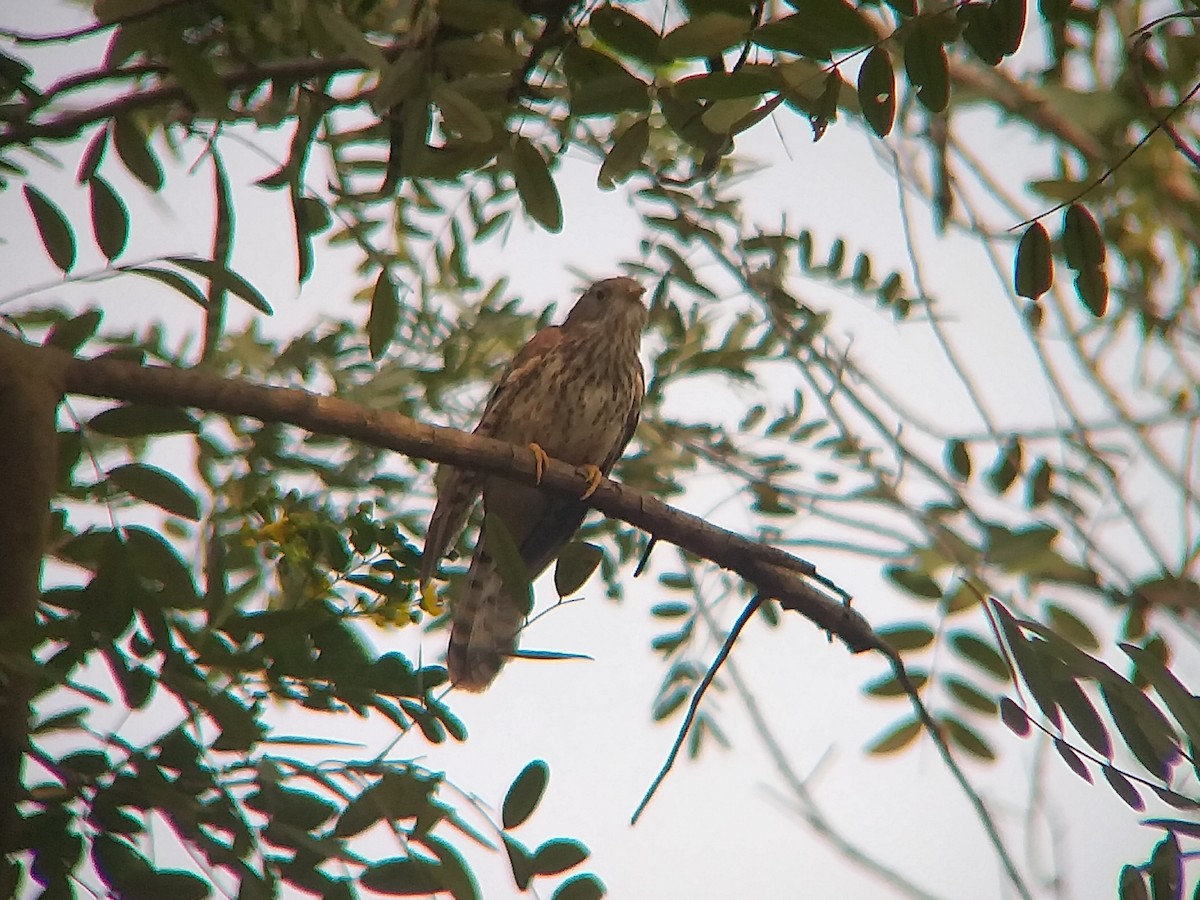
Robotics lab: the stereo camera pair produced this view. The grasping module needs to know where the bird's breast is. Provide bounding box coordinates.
[493,342,640,466]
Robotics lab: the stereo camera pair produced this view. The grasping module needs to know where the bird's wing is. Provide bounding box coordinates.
[419,325,564,586]
[419,465,482,586]
[474,325,563,436]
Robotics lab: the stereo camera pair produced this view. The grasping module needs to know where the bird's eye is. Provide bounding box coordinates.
[595,288,608,301]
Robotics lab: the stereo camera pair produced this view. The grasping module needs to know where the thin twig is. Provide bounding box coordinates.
[887,652,1034,900]
[631,594,763,824]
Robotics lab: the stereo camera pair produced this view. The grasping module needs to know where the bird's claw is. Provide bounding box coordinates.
[579,464,604,500]
[528,442,550,484]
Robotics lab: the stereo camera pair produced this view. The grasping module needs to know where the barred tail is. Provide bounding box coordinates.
[446,550,525,691]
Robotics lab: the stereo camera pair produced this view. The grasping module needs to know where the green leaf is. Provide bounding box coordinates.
[108,463,201,520]
[660,13,749,60]
[1054,737,1091,781]
[903,22,949,112]
[437,0,525,32]
[1014,222,1052,299]
[999,697,1030,736]
[986,438,1022,493]
[589,7,661,66]
[483,512,534,617]
[944,675,999,715]
[1061,203,1105,270]
[864,669,927,697]
[779,0,875,48]
[960,3,1005,66]
[553,542,604,597]
[289,186,315,286]
[945,438,971,480]
[565,44,651,116]
[994,605,1062,728]
[1074,266,1109,317]
[1046,659,1111,757]
[598,117,650,188]
[1027,458,1052,507]
[432,81,494,142]
[652,684,689,720]
[857,46,895,138]
[1149,786,1200,811]
[1102,764,1144,810]
[88,175,129,261]
[166,256,273,314]
[335,771,439,837]
[92,833,155,893]
[45,308,102,353]
[1100,684,1180,781]
[884,566,942,600]
[112,116,164,191]
[421,834,481,900]
[866,717,921,755]
[877,623,935,652]
[374,50,430,110]
[369,269,400,360]
[551,873,605,900]
[1120,643,1200,752]
[24,185,76,273]
[508,137,562,232]
[1143,819,1200,838]
[651,601,691,618]
[88,404,200,437]
[994,0,1026,55]
[756,2,874,57]
[159,39,224,118]
[1147,830,1196,882]
[949,631,1010,681]
[312,4,388,69]
[360,858,445,894]
[76,126,108,183]
[246,788,336,831]
[294,196,330,237]
[1119,865,1149,900]
[62,749,111,777]
[504,835,534,890]
[143,871,210,900]
[531,838,589,876]
[502,759,549,830]
[942,715,995,760]
[701,97,762,134]
[120,265,209,307]
[1044,603,1098,651]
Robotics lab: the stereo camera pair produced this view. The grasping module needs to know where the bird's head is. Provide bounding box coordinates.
[563,276,648,330]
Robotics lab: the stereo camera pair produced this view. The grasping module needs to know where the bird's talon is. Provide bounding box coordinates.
[579,464,604,500]
[528,442,550,484]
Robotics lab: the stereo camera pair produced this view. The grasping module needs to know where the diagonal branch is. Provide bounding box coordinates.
[27,335,879,655]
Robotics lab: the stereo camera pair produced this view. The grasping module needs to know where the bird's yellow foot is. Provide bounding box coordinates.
[528,442,550,484]
[579,464,604,500]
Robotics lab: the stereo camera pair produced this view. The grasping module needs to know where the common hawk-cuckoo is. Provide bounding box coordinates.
[419,277,648,691]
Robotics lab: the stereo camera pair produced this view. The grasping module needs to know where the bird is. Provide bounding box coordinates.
[419,276,648,691]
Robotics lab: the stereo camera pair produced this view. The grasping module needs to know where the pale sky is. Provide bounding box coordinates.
[3,3,1186,898]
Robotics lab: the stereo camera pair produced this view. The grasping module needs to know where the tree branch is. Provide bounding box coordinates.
[32,335,880,655]
[1,48,398,147]
[0,335,66,851]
